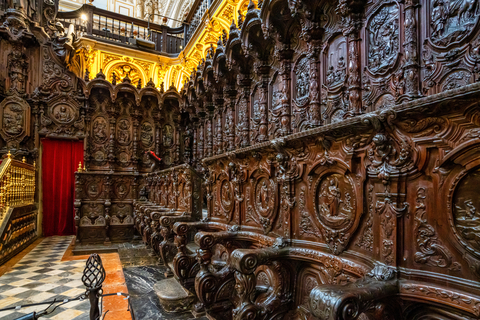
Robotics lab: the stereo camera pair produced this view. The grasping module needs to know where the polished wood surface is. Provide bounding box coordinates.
[0,0,480,318]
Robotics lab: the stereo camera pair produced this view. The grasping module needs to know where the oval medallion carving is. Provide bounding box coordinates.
[117,119,131,145]
[86,181,101,199]
[163,124,174,148]
[220,180,234,213]
[315,174,355,230]
[52,104,75,124]
[92,117,108,144]
[254,177,275,218]
[141,121,154,147]
[452,168,480,255]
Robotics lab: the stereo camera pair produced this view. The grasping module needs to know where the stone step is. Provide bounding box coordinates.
[186,242,199,253]
[154,277,196,313]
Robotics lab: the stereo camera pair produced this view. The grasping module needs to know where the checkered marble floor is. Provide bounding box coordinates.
[0,236,90,320]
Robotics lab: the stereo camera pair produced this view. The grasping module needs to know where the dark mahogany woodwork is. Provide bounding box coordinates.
[1,0,480,318]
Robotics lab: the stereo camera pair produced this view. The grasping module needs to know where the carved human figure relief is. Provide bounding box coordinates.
[117,119,131,145]
[295,57,310,106]
[430,0,479,47]
[326,36,347,88]
[53,105,74,123]
[163,124,174,147]
[452,168,480,254]
[140,121,154,147]
[367,3,400,73]
[92,117,108,144]
[316,175,354,228]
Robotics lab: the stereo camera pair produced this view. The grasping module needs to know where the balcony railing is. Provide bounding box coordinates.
[57,4,186,55]
[184,0,210,44]
[0,153,36,224]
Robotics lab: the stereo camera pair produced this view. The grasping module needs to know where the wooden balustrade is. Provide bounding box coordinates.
[57,4,186,55]
[0,152,35,223]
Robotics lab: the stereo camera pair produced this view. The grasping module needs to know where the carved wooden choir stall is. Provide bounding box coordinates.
[1,0,480,318]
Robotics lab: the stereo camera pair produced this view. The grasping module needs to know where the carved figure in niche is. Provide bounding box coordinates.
[54,105,74,123]
[144,0,154,19]
[368,4,399,73]
[92,117,108,143]
[222,182,232,206]
[136,0,144,18]
[295,57,310,105]
[163,124,173,147]
[453,168,480,252]
[431,0,479,46]
[87,182,100,199]
[141,122,154,147]
[256,180,270,211]
[7,47,28,94]
[117,119,131,145]
[316,174,354,229]
[326,36,347,87]
[3,104,23,136]
[116,183,128,198]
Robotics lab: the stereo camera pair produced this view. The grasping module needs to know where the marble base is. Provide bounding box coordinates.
[154,278,196,313]
[119,241,207,319]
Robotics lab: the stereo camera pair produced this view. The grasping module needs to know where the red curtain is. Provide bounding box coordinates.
[42,139,84,236]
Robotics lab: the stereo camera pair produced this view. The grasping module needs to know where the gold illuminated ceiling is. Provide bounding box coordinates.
[73,0,254,91]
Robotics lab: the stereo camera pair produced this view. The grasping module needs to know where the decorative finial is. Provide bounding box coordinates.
[22,156,26,163]
[83,164,87,172]
[7,150,11,158]
[78,161,83,172]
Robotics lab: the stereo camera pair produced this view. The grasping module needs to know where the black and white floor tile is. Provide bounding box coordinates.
[0,236,89,320]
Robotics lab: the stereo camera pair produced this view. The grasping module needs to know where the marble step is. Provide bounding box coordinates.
[154,277,196,313]
[186,242,199,253]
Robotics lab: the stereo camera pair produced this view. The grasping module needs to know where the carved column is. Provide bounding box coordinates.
[403,0,420,98]
[258,65,270,142]
[132,115,140,172]
[279,48,293,136]
[197,115,205,161]
[338,1,363,115]
[206,102,214,157]
[214,92,224,155]
[308,42,322,127]
[174,123,181,164]
[104,175,112,244]
[224,86,236,151]
[192,121,198,165]
[238,74,251,147]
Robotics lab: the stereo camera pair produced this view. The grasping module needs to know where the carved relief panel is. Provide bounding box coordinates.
[322,34,348,123]
[422,0,479,95]
[0,96,30,149]
[363,2,402,110]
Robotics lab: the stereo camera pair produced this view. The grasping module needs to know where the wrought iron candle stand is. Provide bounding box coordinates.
[81,253,106,320]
